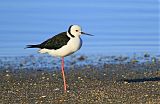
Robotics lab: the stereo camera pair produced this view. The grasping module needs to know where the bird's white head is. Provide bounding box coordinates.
[68,25,93,37]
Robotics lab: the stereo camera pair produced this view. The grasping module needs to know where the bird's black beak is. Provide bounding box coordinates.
[81,32,94,36]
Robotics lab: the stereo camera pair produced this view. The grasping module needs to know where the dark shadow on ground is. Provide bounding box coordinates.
[121,77,160,83]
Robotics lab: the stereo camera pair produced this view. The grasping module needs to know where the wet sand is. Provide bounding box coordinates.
[0,60,160,104]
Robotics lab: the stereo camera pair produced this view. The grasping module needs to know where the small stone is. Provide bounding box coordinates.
[6,70,9,73]
[5,74,10,77]
[145,94,148,97]
[124,81,128,84]
[52,74,56,76]
[54,88,60,91]
[41,95,46,98]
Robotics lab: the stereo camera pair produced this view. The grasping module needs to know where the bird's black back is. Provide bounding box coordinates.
[27,32,70,50]
[39,32,70,49]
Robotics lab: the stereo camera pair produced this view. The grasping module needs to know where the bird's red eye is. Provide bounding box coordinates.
[75,30,78,32]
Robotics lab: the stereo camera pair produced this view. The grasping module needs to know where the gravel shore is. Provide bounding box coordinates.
[0,55,160,104]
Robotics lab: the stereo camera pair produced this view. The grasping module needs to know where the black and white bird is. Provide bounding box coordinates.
[26,25,93,92]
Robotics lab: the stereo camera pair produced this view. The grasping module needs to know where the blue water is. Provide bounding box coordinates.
[0,0,159,56]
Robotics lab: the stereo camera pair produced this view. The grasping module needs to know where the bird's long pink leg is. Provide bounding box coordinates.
[61,57,67,92]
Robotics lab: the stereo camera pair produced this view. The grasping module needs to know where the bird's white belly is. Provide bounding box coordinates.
[39,37,82,57]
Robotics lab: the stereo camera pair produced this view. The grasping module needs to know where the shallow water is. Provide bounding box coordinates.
[0,54,159,71]
[0,0,159,56]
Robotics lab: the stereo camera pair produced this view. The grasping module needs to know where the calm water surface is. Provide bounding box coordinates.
[0,0,159,56]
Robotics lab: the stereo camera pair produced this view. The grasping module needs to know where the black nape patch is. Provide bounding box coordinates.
[68,25,75,38]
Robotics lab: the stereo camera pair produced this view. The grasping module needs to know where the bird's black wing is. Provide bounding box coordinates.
[39,32,70,50]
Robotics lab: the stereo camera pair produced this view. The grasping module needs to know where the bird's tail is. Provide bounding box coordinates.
[26,44,40,48]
